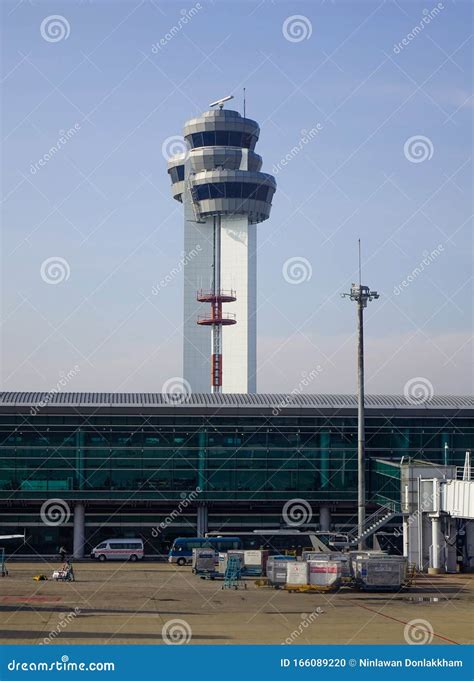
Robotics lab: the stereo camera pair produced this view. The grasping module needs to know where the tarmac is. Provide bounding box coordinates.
[0,562,472,645]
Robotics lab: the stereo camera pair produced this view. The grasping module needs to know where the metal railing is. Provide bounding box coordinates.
[347,499,400,542]
[456,466,473,481]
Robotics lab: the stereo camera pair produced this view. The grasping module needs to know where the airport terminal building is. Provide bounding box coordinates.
[1,392,472,558]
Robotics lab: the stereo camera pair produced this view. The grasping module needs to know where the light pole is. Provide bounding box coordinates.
[342,241,379,549]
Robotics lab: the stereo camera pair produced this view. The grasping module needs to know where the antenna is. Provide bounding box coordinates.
[243,88,246,119]
[209,95,234,110]
[358,238,362,287]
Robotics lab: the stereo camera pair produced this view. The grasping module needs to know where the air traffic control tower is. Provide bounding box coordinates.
[167,97,276,393]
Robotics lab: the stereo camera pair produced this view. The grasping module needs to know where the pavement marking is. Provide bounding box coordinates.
[353,601,461,645]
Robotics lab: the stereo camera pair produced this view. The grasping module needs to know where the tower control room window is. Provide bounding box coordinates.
[201,131,216,146]
[225,182,242,198]
[195,182,272,202]
[241,184,257,199]
[189,131,255,149]
[215,131,229,145]
[208,183,225,199]
[228,131,243,147]
[255,185,268,201]
[195,184,210,200]
[168,166,184,183]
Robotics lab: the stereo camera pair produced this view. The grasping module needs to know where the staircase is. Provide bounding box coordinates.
[346,502,400,547]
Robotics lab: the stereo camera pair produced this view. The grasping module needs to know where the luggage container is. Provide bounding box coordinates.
[243,550,269,576]
[349,550,386,578]
[353,556,408,591]
[192,548,216,574]
[308,560,342,589]
[218,550,244,575]
[303,551,351,579]
[286,561,308,586]
[266,555,296,586]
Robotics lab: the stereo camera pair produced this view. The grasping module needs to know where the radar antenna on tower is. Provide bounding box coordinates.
[209,95,234,110]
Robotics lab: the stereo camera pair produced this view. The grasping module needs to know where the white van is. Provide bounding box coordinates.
[90,539,144,561]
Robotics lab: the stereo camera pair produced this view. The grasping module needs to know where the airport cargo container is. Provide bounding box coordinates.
[353,555,407,590]
[218,550,245,574]
[303,551,351,579]
[308,560,342,588]
[286,561,309,586]
[266,555,296,585]
[192,548,216,573]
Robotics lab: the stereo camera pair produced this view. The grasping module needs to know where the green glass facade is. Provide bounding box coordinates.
[1,412,471,502]
[0,394,472,555]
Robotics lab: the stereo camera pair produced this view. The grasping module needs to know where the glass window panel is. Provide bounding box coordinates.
[225,182,242,198]
[201,131,216,146]
[241,183,253,198]
[215,131,229,145]
[208,183,225,199]
[196,185,210,200]
[228,131,242,146]
[191,133,204,148]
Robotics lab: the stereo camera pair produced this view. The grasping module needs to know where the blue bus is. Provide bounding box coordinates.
[168,536,242,565]
[205,530,350,555]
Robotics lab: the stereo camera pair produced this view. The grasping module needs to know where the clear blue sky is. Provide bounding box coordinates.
[2,0,472,395]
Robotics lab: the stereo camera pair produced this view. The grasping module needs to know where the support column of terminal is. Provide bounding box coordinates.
[402,516,409,558]
[319,506,332,532]
[428,515,443,574]
[196,504,208,537]
[73,502,85,559]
